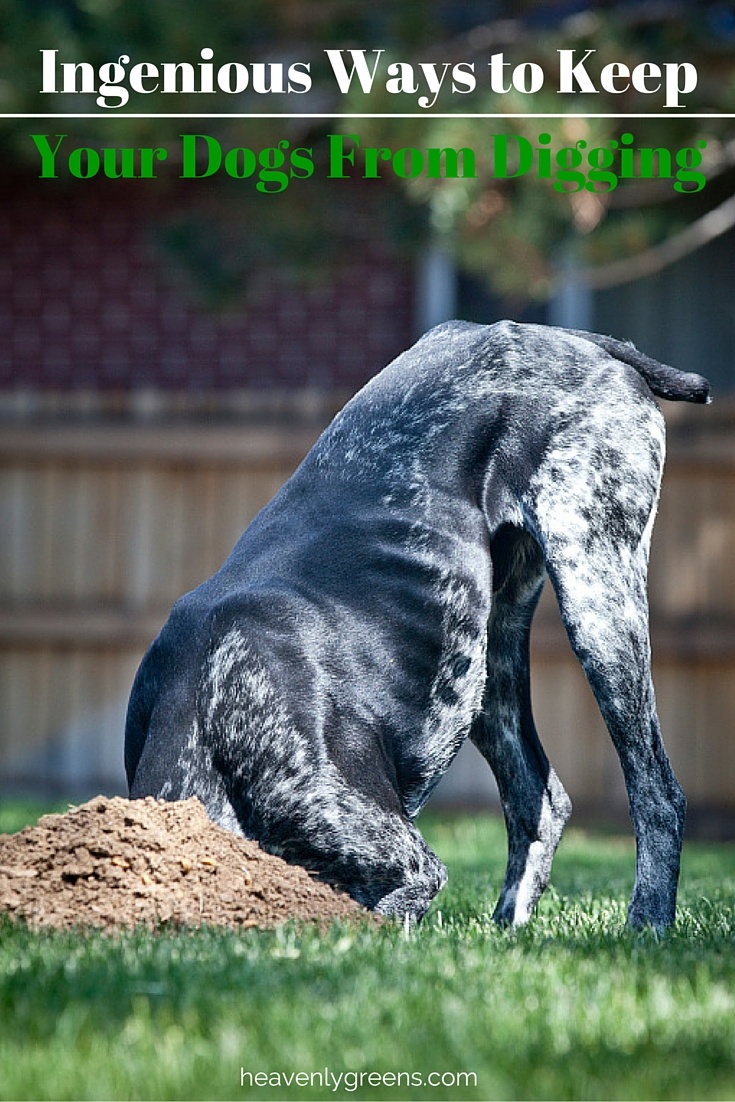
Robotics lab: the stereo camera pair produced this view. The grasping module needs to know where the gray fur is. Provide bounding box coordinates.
[125,320,709,929]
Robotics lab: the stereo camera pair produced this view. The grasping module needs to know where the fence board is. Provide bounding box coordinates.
[1,402,734,826]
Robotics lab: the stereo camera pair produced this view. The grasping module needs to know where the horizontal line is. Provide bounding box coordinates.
[0,421,323,466]
[3,605,734,659]
[1,112,734,120]
[0,606,170,648]
[532,615,735,665]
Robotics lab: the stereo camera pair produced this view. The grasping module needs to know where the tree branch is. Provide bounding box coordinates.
[574,191,735,290]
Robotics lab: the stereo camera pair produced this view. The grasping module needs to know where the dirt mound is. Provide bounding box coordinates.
[0,795,368,932]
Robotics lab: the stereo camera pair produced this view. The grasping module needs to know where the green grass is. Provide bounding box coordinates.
[0,799,71,836]
[1,807,735,1101]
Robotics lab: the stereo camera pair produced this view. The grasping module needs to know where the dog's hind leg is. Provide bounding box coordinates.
[543,539,684,930]
[527,405,685,931]
[471,527,572,927]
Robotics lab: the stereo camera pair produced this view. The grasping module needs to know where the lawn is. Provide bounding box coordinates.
[1,805,735,1101]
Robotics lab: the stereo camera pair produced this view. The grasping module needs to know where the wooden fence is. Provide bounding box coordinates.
[1,398,734,831]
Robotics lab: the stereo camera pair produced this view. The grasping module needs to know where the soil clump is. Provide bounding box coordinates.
[0,795,368,932]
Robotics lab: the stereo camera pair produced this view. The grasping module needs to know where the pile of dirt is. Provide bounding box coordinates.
[0,795,368,932]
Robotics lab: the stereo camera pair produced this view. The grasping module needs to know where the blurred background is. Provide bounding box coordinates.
[1,0,734,834]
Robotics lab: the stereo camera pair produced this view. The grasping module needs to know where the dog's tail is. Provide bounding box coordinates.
[569,328,711,404]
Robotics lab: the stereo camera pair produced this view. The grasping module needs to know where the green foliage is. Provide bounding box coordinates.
[1,809,735,1100]
[1,1,735,301]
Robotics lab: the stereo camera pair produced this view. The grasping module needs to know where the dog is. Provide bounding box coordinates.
[125,321,710,930]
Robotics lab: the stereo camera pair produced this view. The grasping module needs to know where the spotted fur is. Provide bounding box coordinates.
[125,320,709,929]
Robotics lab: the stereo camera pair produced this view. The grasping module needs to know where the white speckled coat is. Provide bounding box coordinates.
[125,320,710,928]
